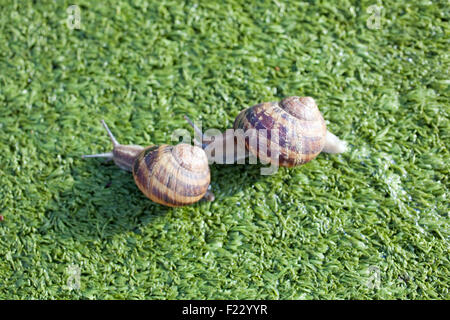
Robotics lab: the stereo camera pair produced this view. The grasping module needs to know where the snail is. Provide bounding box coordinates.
[185,96,347,168]
[82,120,214,207]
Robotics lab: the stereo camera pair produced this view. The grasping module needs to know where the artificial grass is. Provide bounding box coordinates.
[0,0,448,299]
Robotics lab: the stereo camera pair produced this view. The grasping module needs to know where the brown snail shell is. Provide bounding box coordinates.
[132,144,210,207]
[233,96,327,167]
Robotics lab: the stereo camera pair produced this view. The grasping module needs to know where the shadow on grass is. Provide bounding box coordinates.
[41,159,170,241]
[42,157,269,241]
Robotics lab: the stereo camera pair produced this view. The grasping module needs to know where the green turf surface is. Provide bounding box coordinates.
[0,0,448,299]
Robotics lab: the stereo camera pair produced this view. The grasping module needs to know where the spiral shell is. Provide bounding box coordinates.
[132,144,210,207]
[233,96,327,167]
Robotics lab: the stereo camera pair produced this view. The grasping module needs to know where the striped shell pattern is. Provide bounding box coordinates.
[132,144,210,207]
[233,96,327,167]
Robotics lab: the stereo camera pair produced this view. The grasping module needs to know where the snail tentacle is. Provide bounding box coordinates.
[81,152,113,159]
[101,119,120,146]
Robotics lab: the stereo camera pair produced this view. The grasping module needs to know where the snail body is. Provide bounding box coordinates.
[185,96,347,167]
[83,121,212,207]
